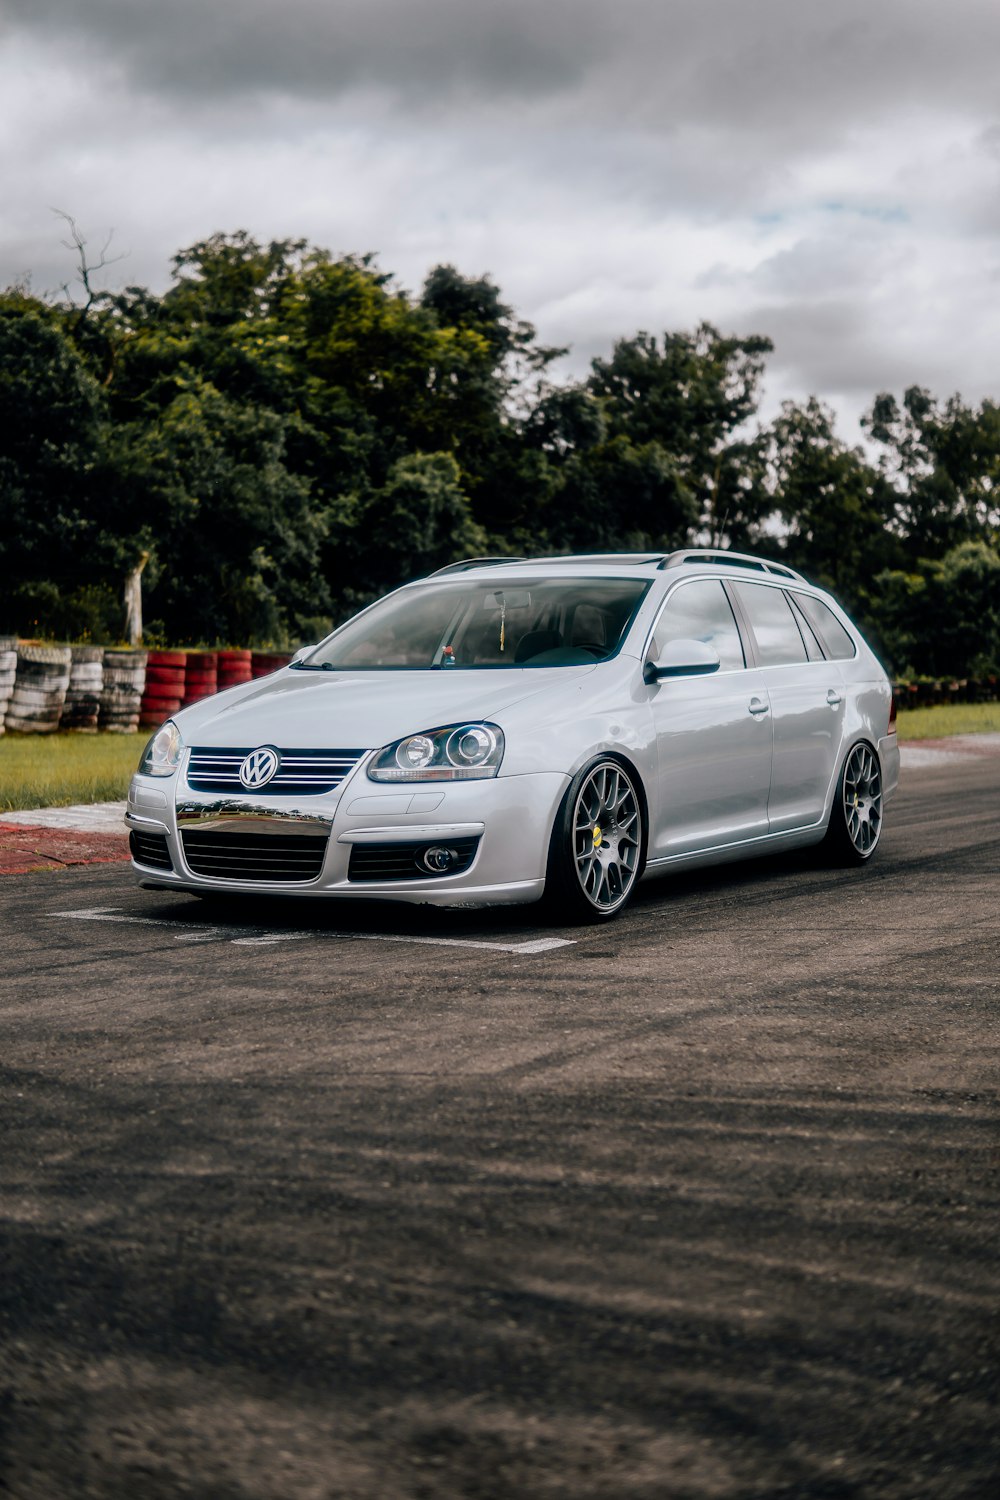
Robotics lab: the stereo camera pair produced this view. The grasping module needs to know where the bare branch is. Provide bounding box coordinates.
[51,208,127,322]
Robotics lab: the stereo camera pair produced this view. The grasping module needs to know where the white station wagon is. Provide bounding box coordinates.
[128,551,899,922]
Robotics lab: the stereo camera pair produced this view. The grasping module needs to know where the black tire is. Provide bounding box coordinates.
[822,741,884,865]
[544,756,646,923]
[17,644,71,668]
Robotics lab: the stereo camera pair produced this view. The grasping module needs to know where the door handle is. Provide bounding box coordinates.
[748,696,769,717]
[826,689,842,707]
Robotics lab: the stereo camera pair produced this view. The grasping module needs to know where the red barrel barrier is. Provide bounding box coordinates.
[252,651,292,678]
[217,648,253,689]
[140,649,187,725]
[182,651,219,708]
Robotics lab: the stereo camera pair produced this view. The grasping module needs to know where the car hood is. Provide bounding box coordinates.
[172,665,597,749]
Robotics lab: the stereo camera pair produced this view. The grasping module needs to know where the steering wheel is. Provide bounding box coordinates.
[574,642,606,658]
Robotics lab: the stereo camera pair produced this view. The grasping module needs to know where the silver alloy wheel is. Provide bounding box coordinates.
[572,761,641,913]
[842,742,883,857]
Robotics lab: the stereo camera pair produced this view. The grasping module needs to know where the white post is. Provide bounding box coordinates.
[124,551,150,645]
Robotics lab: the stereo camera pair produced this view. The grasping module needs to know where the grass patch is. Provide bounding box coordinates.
[0,732,144,811]
[895,701,1000,741]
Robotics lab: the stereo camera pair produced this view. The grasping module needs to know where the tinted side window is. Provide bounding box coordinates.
[733,582,808,667]
[786,593,826,661]
[793,593,857,660]
[651,580,745,671]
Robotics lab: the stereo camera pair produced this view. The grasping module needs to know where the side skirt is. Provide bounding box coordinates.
[641,822,827,878]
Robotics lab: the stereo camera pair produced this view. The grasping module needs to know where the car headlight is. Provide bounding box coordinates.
[368,722,504,782]
[138,720,184,777]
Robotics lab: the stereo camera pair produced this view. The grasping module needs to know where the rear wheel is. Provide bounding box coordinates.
[545,758,645,922]
[823,741,883,864]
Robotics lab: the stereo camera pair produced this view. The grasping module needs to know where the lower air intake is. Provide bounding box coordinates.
[129,830,173,871]
[181,829,328,883]
[348,836,480,883]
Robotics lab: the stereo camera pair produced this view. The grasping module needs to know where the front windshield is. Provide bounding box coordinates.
[300,577,650,670]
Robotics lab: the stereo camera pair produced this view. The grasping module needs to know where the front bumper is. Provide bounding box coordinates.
[127,755,569,907]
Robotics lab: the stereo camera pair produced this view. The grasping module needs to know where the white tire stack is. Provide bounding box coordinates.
[5,643,72,733]
[0,636,17,736]
[99,648,148,733]
[61,645,105,732]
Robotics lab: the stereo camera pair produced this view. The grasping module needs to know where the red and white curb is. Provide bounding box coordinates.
[0,800,127,835]
[0,801,128,873]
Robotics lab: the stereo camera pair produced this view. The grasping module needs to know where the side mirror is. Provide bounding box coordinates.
[644,638,721,683]
[290,645,315,664]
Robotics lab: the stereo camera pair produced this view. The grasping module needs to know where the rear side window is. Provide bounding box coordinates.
[732,582,808,667]
[651,579,745,671]
[792,593,857,660]
[786,594,826,661]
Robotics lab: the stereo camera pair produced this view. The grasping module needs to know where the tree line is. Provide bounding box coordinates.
[1,230,998,676]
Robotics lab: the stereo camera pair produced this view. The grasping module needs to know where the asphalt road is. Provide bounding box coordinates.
[1,757,998,1500]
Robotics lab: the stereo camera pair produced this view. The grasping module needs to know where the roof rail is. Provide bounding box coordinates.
[659,549,804,582]
[430,556,526,577]
[532,552,671,566]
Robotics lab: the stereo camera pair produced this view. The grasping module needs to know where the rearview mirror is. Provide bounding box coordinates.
[484,590,532,610]
[644,638,721,683]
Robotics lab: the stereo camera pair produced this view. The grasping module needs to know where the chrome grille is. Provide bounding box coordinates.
[181,830,329,882]
[187,747,366,796]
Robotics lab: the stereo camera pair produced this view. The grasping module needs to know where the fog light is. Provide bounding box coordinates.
[420,845,458,873]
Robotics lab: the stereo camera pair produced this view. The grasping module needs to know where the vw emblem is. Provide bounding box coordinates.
[239,746,280,789]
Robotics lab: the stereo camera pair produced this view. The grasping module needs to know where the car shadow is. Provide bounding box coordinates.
[132,839,862,945]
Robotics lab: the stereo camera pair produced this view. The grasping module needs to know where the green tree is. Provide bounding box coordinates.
[347,452,487,602]
[0,293,107,629]
[105,379,329,643]
[537,435,696,553]
[874,541,1000,677]
[767,398,902,609]
[586,323,774,544]
[864,387,1000,556]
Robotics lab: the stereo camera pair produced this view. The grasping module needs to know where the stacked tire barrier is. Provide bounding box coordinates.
[61,645,104,732]
[0,636,16,735]
[140,651,187,726]
[99,648,147,733]
[217,649,253,690]
[5,643,72,733]
[183,651,218,709]
[894,676,1000,709]
[252,651,292,678]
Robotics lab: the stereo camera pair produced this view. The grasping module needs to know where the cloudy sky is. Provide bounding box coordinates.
[3,0,999,433]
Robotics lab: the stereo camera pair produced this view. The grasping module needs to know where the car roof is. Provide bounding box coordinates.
[427,550,807,584]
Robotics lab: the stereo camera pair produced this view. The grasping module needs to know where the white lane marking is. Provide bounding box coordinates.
[231,934,311,947]
[56,907,575,956]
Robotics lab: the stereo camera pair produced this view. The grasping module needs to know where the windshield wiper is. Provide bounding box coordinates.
[290,660,338,671]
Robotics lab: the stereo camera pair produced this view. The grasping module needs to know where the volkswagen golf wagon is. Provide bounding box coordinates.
[128,550,899,922]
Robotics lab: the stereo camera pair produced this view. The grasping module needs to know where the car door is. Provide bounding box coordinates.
[729,580,847,835]
[645,578,773,860]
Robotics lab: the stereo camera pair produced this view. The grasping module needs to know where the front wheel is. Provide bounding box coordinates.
[544,758,645,923]
[823,741,884,864]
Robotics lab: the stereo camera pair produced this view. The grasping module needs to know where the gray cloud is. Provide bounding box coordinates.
[2,0,999,436]
[7,0,1000,137]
